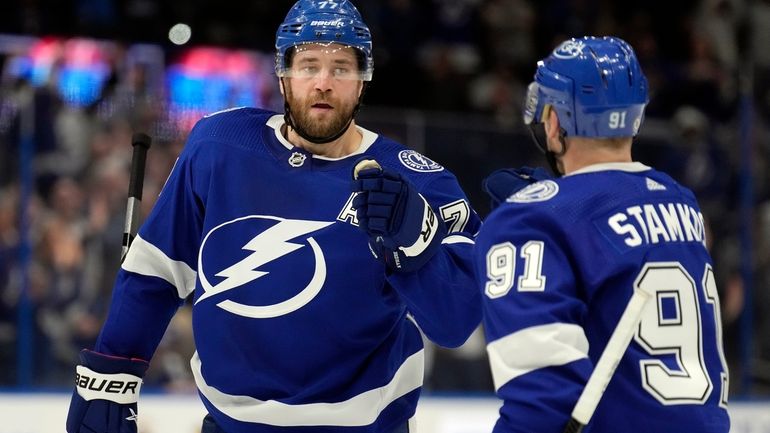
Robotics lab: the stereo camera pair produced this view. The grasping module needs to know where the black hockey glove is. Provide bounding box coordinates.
[66,349,149,433]
[482,166,552,210]
[352,159,446,273]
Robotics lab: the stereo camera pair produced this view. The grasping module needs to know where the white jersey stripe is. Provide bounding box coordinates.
[121,235,198,299]
[191,349,424,427]
[487,322,589,390]
[442,234,474,245]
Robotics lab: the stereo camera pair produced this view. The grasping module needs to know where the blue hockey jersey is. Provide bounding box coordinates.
[475,162,730,433]
[95,108,482,432]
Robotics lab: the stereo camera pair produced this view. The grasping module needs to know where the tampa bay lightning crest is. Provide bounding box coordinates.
[398,150,444,172]
[552,39,586,59]
[508,180,559,203]
[197,215,333,318]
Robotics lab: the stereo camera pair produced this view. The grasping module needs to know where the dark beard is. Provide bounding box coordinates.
[285,89,356,140]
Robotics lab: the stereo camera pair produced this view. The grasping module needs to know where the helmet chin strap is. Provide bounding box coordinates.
[282,78,368,145]
[528,122,567,177]
[545,131,568,177]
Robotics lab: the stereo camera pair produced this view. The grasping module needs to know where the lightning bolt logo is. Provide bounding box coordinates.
[197,216,333,315]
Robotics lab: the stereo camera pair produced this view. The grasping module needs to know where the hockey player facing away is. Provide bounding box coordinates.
[66,1,482,432]
[475,36,730,432]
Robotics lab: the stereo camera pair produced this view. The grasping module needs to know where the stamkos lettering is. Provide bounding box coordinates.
[607,202,707,248]
[76,372,140,395]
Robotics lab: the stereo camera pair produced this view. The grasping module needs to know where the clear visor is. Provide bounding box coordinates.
[522,81,540,125]
[276,42,373,82]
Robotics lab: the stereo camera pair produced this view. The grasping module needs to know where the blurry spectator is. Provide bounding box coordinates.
[468,62,525,129]
[696,0,741,74]
[35,177,104,384]
[144,305,196,391]
[680,30,734,119]
[673,106,732,207]
[430,0,484,46]
[1,77,59,191]
[34,103,93,189]
[418,44,472,111]
[0,183,50,386]
[751,0,770,119]
[0,187,20,384]
[479,0,536,68]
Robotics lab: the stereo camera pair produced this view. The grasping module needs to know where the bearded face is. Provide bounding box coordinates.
[283,83,359,140]
[280,43,365,142]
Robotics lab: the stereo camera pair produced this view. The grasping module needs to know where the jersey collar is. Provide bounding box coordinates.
[266,114,377,161]
[566,161,651,177]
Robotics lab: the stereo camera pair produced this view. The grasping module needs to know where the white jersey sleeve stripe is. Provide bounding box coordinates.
[487,322,589,390]
[442,234,474,245]
[190,349,424,427]
[121,234,198,299]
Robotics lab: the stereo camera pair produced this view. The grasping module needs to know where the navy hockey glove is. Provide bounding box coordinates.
[66,349,149,433]
[352,159,446,273]
[482,166,551,210]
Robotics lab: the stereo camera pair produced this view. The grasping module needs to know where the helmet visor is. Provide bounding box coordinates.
[276,42,373,81]
[522,81,541,126]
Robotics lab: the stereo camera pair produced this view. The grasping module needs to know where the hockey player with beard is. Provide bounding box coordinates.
[65,1,481,432]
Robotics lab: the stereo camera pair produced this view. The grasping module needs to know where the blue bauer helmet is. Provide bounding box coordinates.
[523,36,649,140]
[275,0,374,81]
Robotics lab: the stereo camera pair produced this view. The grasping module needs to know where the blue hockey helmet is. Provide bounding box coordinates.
[523,36,648,139]
[275,0,374,81]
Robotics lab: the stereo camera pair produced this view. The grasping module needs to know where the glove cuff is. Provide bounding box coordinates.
[399,193,440,258]
[378,193,447,273]
[75,365,144,404]
[75,350,149,404]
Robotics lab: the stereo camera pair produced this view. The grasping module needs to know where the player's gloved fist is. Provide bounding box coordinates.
[66,349,149,433]
[352,159,446,273]
[482,166,551,210]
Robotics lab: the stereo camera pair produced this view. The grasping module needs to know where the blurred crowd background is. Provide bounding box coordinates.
[0,0,769,399]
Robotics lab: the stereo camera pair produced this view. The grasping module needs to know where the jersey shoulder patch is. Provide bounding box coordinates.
[507,180,559,203]
[397,149,444,173]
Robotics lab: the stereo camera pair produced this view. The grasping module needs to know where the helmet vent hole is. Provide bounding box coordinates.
[581,85,595,94]
[281,23,302,34]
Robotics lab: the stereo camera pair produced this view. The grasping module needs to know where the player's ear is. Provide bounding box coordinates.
[544,108,561,141]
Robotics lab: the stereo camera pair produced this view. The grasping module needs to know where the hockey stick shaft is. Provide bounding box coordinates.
[121,133,152,263]
[563,288,653,433]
